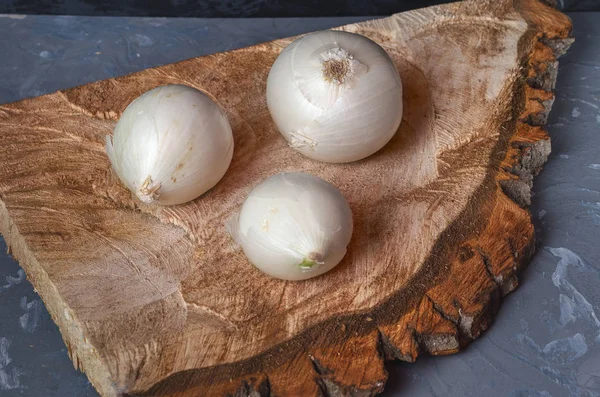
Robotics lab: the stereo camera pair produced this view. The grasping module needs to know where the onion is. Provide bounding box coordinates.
[106,84,234,205]
[267,30,403,163]
[230,172,353,281]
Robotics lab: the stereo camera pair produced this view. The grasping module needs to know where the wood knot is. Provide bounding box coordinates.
[458,245,474,263]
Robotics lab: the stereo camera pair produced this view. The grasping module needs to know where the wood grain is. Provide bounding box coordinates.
[0,0,572,396]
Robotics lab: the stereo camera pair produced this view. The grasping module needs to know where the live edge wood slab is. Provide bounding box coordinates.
[0,1,572,396]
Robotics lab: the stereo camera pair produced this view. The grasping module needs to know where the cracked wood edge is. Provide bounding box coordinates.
[122,2,571,396]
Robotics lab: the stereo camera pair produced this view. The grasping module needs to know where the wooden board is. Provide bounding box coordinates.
[0,1,572,396]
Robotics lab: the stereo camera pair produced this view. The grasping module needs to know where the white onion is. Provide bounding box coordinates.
[267,30,403,163]
[230,172,353,281]
[106,84,234,205]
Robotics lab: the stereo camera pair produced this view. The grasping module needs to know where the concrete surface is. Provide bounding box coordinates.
[0,12,598,397]
[0,0,595,17]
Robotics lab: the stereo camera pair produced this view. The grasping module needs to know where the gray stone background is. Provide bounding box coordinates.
[0,9,599,397]
[0,0,598,17]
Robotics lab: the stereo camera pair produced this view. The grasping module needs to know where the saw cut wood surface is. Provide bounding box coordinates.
[0,0,572,396]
